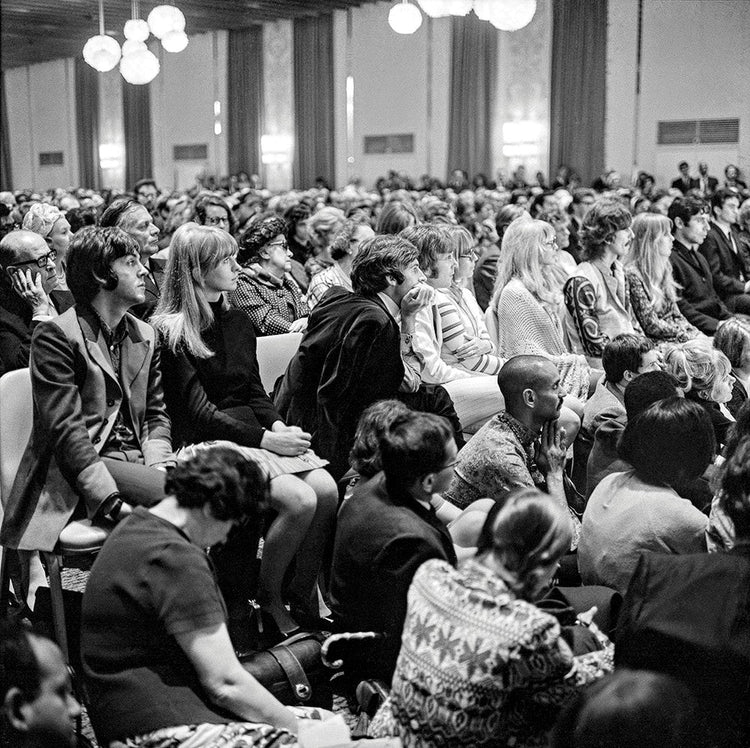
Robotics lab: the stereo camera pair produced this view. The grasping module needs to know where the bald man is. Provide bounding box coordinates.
[444,355,580,541]
[0,230,73,375]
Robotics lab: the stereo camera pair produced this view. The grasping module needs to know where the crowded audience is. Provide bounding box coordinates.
[1,157,749,747]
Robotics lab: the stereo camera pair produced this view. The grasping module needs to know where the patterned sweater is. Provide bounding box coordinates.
[370,558,613,747]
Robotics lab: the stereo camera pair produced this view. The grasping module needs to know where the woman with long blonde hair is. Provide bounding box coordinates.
[488,218,592,402]
[152,222,338,639]
[625,212,702,342]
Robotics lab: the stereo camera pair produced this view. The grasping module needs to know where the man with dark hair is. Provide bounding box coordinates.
[671,161,697,194]
[0,620,81,747]
[698,188,750,313]
[100,197,161,319]
[329,410,458,683]
[132,178,159,213]
[275,234,434,480]
[669,196,732,334]
[0,227,171,609]
[0,230,73,375]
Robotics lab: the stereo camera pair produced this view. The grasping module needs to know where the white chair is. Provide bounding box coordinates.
[255,332,303,395]
[0,368,109,662]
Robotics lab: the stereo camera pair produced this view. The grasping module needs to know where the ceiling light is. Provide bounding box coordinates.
[83,0,121,72]
[388,1,423,34]
[161,29,189,53]
[487,0,537,31]
[120,47,160,85]
[147,4,186,39]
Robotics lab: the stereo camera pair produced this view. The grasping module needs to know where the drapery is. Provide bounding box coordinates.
[447,14,497,181]
[227,26,263,177]
[122,81,153,190]
[0,72,12,190]
[292,14,334,189]
[549,0,607,186]
[75,56,100,189]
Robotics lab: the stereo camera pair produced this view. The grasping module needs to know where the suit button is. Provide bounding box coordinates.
[93,436,101,444]
[107,399,115,407]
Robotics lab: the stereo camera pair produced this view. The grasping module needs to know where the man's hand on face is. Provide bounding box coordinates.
[400,283,434,318]
[10,268,51,316]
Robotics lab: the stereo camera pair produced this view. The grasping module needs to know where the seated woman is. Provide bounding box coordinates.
[193,193,237,236]
[305,206,346,276]
[624,212,702,343]
[153,223,337,636]
[490,217,593,405]
[370,487,613,747]
[538,208,578,276]
[564,199,640,368]
[81,446,326,747]
[713,317,750,418]
[375,200,419,235]
[663,338,735,447]
[229,216,309,336]
[345,399,494,560]
[579,397,713,594]
[306,217,375,310]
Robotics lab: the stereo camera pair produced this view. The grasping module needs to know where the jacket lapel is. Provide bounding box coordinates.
[79,315,118,385]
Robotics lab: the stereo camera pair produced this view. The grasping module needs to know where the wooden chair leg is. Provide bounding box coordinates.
[42,550,69,664]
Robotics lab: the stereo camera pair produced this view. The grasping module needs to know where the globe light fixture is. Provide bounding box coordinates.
[120,47,160,85]
[417,0,451,17]
[83,34,121,72]
[121,39,147,56]
[123,18,150,42]
[161,29,189,53]
[445,0,473,14]
[487,0,537,31]
[388,0,423,34]
[472,0,495,21]
[147,4,186,39]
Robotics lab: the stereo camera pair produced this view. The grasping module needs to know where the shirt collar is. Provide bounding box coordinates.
[377,291,401,323]
[497,410,539,447]
[79,304,129,348]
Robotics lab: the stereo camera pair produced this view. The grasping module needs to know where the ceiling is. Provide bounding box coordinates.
[2,0,381,69]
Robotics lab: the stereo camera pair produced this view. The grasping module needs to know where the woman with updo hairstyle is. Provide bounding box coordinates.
[152,222,337,638]
[305,216,375,310]
[489,217,592,403]
[305,206,346,276]
[579,397,713,593]
[663,338,735,446]
[375,200,419,235]
[563,199,639,368]
[229,215,308,336]
[371,487,612,747]
[625,212,701,342]
[713,316,750,417]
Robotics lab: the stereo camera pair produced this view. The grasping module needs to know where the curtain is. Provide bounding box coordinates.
[75,57,100,189]
[550,0,607,186]
[292,14,334,189]
[0,72,12,190]
[227,27,263,177]
[122,81,153,191]
[447,14,497,181]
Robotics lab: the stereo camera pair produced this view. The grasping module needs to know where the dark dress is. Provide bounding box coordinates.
[159,301,280,449]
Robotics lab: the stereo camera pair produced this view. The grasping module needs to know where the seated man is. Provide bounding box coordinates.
[276,234,460,480]
[0,619,81,748]
[329,411,458,684]
[698,188,750,314]
[573,333,660,489]
[0,227,171,607]
[0,230,73,375]
[443,355,580,542]
[669,196,732,334]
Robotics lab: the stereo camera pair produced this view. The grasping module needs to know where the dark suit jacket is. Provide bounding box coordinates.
[696,175,719,196]
[274,288,405,479]
[329,473,457,681]
[670,241,731,334]
[472,246,500,311]
[727,375,748,419]
[129,266,160,321]
[617,548,750,746]
[671,176,698,194]
[0,306,171,551]
[699,223,748,300]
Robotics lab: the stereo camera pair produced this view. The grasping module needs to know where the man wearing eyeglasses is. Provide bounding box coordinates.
[0,229,73,375]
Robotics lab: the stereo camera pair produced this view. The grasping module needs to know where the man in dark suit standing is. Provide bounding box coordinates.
[699,189,750,313]
[668,196,732,334]
[696,161,719,198]
[99,197,161,320]
[671,161,697,194]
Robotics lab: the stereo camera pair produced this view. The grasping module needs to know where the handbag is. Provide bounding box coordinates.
[240,631,333,709]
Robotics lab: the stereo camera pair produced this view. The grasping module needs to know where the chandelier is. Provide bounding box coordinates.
[389,0,537,34]
[83,2,189,85]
